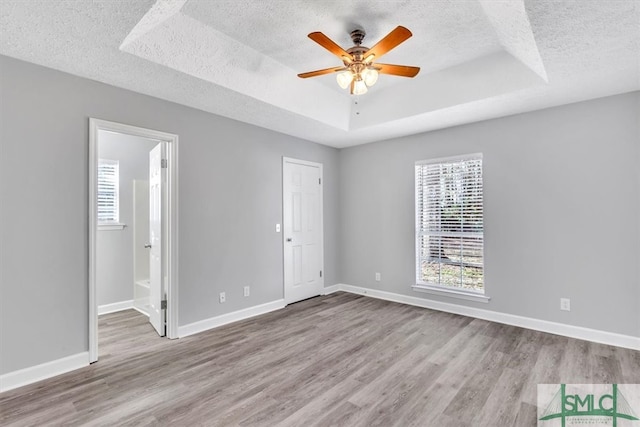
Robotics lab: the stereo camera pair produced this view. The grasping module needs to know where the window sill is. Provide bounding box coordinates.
[98,223,126,231]
[412,284,490,303]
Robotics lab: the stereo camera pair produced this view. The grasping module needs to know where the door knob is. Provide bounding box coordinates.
[286,238,292,242]
[144,244,152,248]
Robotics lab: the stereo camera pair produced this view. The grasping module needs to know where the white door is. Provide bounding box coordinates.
[283,158,324,304]
[148,143,165,336]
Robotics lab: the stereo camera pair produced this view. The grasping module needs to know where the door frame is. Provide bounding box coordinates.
[89,118,179,363]
[282,157,324,304]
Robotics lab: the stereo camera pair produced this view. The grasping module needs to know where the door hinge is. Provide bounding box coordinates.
[161,300,167,310]
[161,158,168,169]
[320,270,322,278]
[319,178,321,185]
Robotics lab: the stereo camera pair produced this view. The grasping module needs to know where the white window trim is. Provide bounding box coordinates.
[415,152,482,166]
[415,153,488,302]
[98,223,126,231]
[412,283,490,303]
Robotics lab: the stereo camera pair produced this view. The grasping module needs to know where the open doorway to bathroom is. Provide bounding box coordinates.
[96,131,158,318]
[89,119,178,363]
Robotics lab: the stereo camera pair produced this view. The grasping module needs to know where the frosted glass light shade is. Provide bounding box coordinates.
[362,68,378,87]
[336,71,353,89]
[353,79,368,95]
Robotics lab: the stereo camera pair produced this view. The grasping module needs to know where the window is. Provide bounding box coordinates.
[97,159,120,224]
[415,153,484,296]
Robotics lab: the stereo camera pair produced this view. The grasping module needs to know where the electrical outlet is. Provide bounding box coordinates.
[275,224,281,233]
[560,298,570,311]
[219,292,226,303]
[244,286,250,297]
[375,272,381,282]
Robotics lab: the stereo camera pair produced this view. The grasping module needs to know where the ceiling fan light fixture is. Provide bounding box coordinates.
[336,71,353,89]
[353,78,368,95]
[362,68,379,87]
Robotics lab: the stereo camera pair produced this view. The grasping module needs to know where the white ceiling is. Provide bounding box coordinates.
[1,0,638,148]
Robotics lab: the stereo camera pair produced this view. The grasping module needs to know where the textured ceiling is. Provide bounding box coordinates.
[1,0,638,148]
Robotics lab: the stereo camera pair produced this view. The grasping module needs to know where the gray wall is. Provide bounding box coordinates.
[96,131,158,306]
[1,53,637,377]
[0,55,340,374]
[339,91,640,337]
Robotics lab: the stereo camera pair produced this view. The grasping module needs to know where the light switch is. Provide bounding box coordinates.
[276,224,281,233]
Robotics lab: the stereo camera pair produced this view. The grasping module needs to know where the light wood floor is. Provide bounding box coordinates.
[1,292,638,426]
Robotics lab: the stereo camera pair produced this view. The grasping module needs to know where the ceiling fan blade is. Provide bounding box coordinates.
[375,63,420,78]
[363,26,412,61]
[308,32,352,63]
[297,66,346,79]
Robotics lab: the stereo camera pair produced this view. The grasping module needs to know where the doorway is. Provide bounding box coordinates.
[89,119,179,363]
[282,157,324,304]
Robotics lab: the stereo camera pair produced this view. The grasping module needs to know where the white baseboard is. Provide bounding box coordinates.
[0,352,89,393]
[178,299,286,338]
[132,306,150,317]
[322,284,341,295]
[336,284,640,351]
[98,300,134,315]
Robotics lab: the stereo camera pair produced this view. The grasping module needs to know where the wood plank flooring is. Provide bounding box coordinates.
[1,292,638,426]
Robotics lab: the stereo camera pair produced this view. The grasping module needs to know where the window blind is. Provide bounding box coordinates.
[97,159,119,224]
[415,154,484,292]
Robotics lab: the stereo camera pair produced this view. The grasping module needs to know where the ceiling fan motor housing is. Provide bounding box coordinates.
[350,29,366,45]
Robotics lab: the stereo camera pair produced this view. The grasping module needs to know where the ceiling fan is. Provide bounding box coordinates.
[298,26,420,95]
